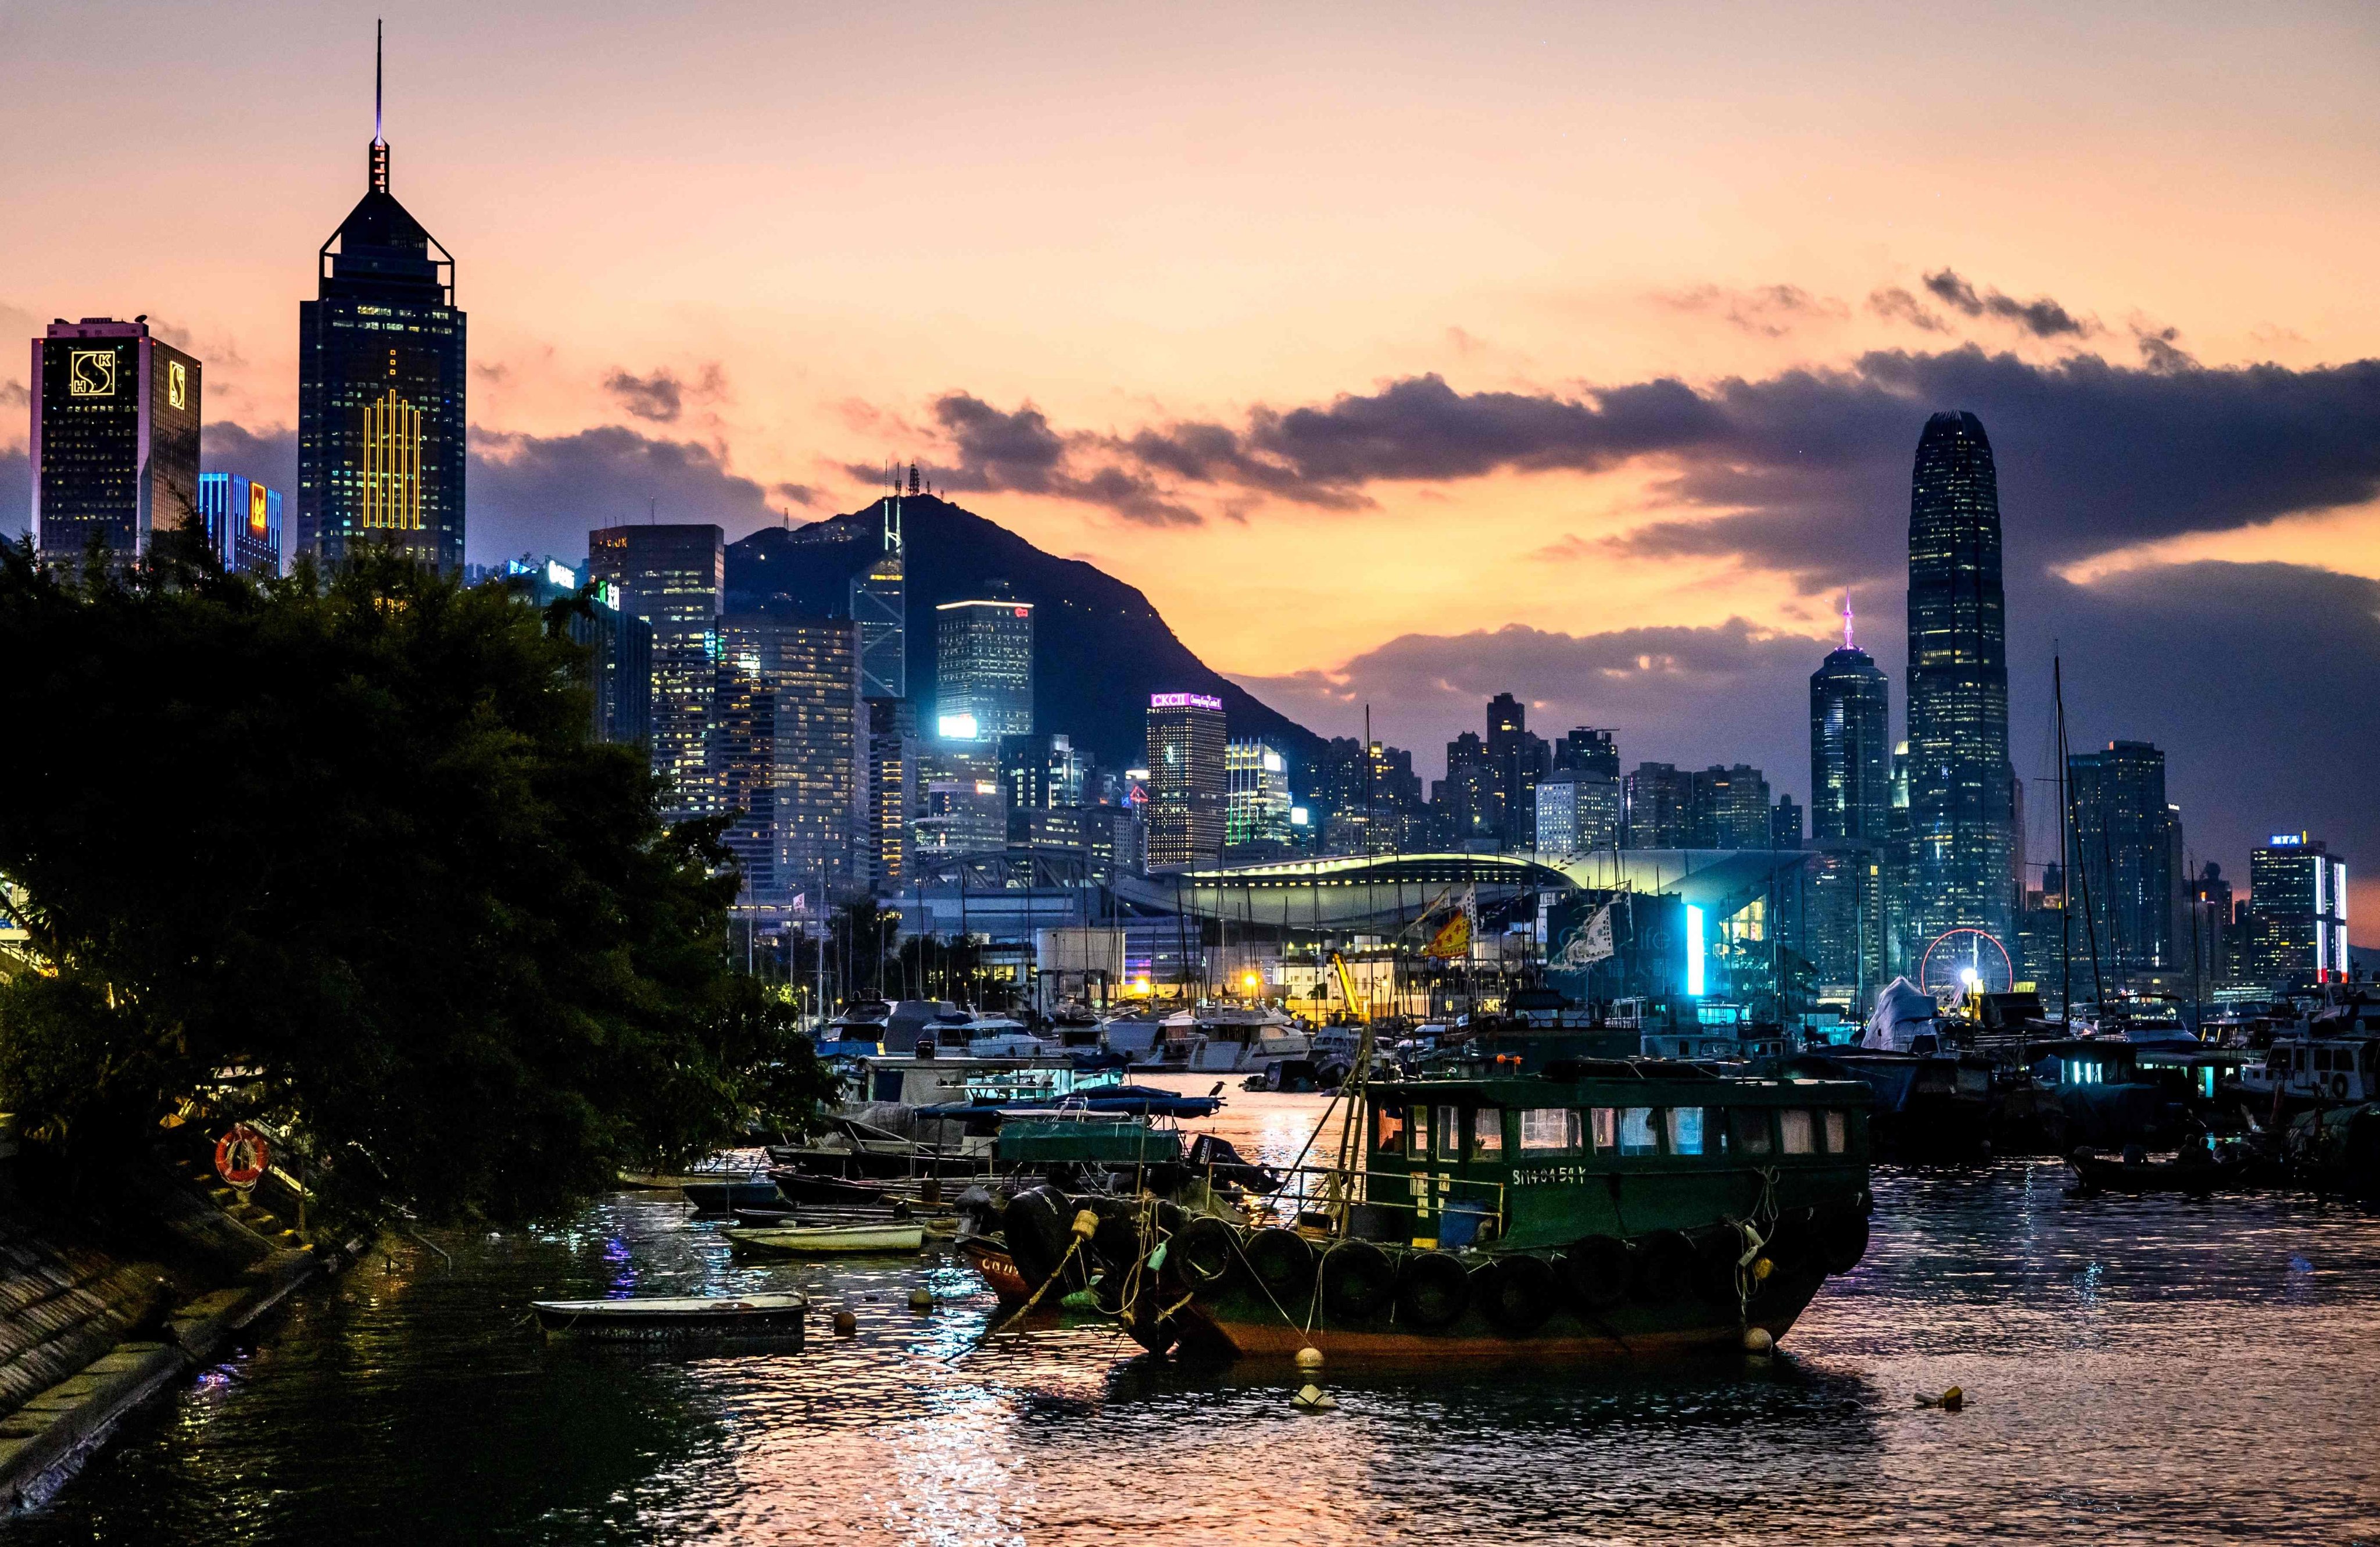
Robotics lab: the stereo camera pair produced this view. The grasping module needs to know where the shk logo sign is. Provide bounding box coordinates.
[69,349,117,397]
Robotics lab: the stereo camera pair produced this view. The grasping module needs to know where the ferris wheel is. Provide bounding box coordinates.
[1917,927,2013,998]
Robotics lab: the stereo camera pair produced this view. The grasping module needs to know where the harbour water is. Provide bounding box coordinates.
[11,1088,2379,1545]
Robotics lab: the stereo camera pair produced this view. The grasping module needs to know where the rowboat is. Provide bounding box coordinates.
[725,1221,926,1256]
[530,1292,808,1339]
[954,1234,1030,1303]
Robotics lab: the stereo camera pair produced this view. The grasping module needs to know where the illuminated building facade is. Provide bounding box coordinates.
[1809,610,1891,844]
[851,496,906,700]
[2065,740,2175,985]
[711,614,863,902]
[588,523,724,819]
[298,76,466,573]
[999,733,1084,813]
[914,778,1008,859]
[2246,833,2349,988]
[863,698,918,892]
[195,473,283,576]
[1225,739,1293,850]
[1534,772,1620,856]
[1903,410,2016,960]
[933,588,1034,742]
[510,556,652,747]
[30,317,201,563]
[1146,692,1227,866]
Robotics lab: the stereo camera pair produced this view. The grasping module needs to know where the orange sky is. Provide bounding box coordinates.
[6,1,2378,927]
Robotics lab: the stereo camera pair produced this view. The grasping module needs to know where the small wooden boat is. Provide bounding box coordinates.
[955,1234,1030,1303]
[725,1222,926,1256]
[679,1177,788,1214]
[530,1292,807,1340]
[2067,1146,2249,1196]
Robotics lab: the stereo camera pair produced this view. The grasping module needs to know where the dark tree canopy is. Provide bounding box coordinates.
[0,540,835,1224]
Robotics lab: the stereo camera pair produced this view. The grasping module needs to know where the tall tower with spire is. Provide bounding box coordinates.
[1809,589,1889,843]
[1902,410,2015,967]
[298,24,467,573]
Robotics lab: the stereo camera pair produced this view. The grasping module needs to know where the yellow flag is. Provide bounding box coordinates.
[1422,911,1471,960]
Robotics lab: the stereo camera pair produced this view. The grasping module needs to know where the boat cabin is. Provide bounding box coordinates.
[1345,1063,1873,1252]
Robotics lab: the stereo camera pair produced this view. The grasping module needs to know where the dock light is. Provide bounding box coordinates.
[1241,971,1261,991]
[1684,905,1706,996]
[1960,966,1980,988]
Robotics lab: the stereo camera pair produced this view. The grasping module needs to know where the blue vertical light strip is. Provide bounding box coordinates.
[1685,905,1706,996]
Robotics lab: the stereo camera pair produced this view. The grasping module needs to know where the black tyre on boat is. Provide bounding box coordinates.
[1558,1235,1635,1310]
[1396,1251,1470,1327]
[1243,1227,1315,1301]
[1479,1253,1559,1334]
[1320,1241,1395,1320]
[1633,1230,1700,1305]
[1172,1216,1237,1291]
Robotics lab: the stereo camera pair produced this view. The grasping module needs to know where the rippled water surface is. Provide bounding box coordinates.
[11,1085,2380,1545]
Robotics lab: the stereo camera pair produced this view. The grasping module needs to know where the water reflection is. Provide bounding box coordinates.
[6,1092,2379,1544]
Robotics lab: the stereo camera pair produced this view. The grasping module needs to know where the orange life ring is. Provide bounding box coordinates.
[214,1124,270,1187]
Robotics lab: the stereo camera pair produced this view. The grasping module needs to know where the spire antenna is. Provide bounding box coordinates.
[368,20,390,192]
[1842,588,1855,651]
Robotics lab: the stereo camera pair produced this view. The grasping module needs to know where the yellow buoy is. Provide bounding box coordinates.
[1295,1346,1325,1374]
[832,1310,858,1337]
[1742,1326,1775,1356]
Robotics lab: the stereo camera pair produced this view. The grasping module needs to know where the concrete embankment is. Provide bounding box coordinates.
[0,1135,360,1512]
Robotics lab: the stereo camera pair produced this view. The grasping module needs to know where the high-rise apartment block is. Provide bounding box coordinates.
[194,473,283,576]
[30,318,201,565]
[2246,833,2349,988]
[1555,727,1620,781]
[588,523,724,819]
[711,615,863,902]
[1903,410,2016,959]
[1534,771,1622,856]
[2065,740,2175,983]
[935,587,1033,743]
[862,698,919,892]
[1146,692,1226,866]
[1624,763,1694,849]
[299,69,466,573]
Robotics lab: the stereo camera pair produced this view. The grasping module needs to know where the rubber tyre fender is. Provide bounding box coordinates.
[1479,1253,1559,1335]
[1003,1185,1076,1294]
[1243,1227,1316,1302]
[1760,1216,1816,1277]
[1395,1251,1471,1328]
[1320,1240,1395,1321]
[1632,1230,1699,1306]
[1090,1211,1146,1276]
[1558,1235,1635,1311]
[1819,1211,1870,1276]
[1688,1227,1744,1305]
[1171,1216,1238,1292]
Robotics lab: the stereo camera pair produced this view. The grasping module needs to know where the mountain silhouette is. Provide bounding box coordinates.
[724,494,1325,771]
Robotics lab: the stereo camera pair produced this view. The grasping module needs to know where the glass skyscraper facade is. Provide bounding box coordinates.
[195,473,283,576]
[588,523,724,819]
[1903,410,2015,962]
[2246,833,2349,988]
[30,318,201,564]
[851,496,906,701]
[711,615,863,902]
[298,115,466,573]
[1809,635,1889,843]
[1146,692,1226,866]
[933,590,1034,742]
[2064,739,2175,985]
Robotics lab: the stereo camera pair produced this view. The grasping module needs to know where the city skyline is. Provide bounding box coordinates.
[3,5,2377,930]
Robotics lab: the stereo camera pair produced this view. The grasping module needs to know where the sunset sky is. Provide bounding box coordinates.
[5,1,2377,930]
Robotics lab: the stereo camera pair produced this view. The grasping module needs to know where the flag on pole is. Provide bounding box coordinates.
[1555,902,1616,969]
[1422,885,1475,959]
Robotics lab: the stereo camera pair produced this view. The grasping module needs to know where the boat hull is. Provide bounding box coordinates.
[725,1223,926,1256]
[532,1295,807,1341]
[678,1179,789,1213]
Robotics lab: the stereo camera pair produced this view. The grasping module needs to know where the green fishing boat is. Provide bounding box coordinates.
[1075,1057,1875,1365]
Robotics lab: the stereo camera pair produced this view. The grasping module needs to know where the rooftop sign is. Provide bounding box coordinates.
[1150,692,1223,711]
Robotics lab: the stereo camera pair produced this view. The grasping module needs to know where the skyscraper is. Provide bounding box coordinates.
[588,523,724,819]
[1224,739,1293,851]
[1623,763,1693,849]
[711,614,864,902]
[194,473,282,576]
[1903,410,2015,959]
[1809,593,1891,843]
[30,317,201,564]
[2064,740,2174,985]
[1146,692,1226,866]
[851,496,906,699]
[1555,727,1620,781]
[298,33,466,573]
[934,586,1033,742]
[1690,764,1772,849]
[2245,833,2349,988]
[862,698,918,892]
[511,556,652,748]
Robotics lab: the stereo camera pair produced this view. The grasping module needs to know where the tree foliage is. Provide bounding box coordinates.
[0,540,837,1224]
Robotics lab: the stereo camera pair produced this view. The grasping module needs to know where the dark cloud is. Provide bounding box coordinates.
[1867,287,1951,333]
[2133,324,2199,374]
[604,368,687,423]
[203,420,298,496]
[0,379,26,409]
[875,392,1203,527]
[772,481,819,508]
[1921,268,2098,339]
[468,424,783,562]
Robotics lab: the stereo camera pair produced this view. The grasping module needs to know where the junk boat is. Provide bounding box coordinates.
[530,1292,808,1341]
[1015,1052,1876,1364]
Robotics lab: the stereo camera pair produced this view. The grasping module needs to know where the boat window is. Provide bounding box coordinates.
[1375,1106,1406,1155]
[1591,1107,1618,1153]
[1729,1109,1773,1156]
[2314,1049,2331,1072]
[1619,1107,1659,1156]
[1823,1110,1848,1153]
[1666,1107,1705,1156]
[1436,1105,1461,1159]
[1520,1107,1574,1152]
[1472,1106,1505,1157]
[1780,1109,1816,1155]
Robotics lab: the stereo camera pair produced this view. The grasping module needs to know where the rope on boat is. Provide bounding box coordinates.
[986,1209,1100,1335]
